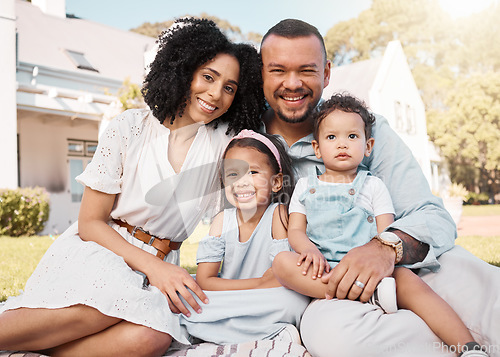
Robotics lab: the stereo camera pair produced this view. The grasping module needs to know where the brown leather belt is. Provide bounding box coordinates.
[113,219,182,260]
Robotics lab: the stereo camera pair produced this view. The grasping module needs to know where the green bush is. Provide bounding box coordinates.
[0,187,50,236]
[465,192,490,205]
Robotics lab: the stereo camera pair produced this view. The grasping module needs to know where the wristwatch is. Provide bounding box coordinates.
[374,232,403,264]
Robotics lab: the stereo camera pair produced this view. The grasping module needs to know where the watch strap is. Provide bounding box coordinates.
[374,233,403,264]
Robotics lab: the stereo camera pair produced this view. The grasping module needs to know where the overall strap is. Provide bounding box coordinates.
[307,165,325,185]
[345,170,369,204]
[306,165,322,179]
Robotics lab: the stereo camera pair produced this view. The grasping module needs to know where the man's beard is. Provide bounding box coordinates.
[276,102,316,124]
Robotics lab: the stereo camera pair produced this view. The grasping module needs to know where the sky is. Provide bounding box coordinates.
[65,0,496,37]
[65,0,373,36]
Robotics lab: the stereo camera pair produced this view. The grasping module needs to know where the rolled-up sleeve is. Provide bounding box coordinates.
[365,114,456,271]
[76,114,127,194]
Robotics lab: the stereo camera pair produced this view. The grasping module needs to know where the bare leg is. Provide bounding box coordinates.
[46,321,172,357]
[0,305,120,351]
[273,251,328,298]
[394,267,475,354]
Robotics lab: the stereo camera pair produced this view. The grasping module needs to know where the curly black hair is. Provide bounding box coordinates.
[142,17,265,135]
[312,93,376,141]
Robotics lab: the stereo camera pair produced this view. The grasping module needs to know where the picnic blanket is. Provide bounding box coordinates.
[0,292,311,357]
[1,340,310,357]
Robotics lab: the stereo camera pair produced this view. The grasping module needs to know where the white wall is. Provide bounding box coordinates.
[17,111,99,234]
[0,0,19,188]
[370,41,432,184]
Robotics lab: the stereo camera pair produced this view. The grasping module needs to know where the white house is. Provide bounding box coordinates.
[322,41,439,191]
[0,2,448,235]
[0,0,156,234]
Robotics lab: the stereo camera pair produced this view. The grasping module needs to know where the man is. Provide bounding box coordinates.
[260,19,499,357]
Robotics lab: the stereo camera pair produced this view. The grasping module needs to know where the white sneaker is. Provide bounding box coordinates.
[460,342,489,357]
[368,277,397,313]
[273,324,301,345]
[461,351,489,357]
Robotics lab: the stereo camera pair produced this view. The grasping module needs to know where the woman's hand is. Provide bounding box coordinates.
[146,259,209,317]
[78,187,208,316]
[297,247,330,280]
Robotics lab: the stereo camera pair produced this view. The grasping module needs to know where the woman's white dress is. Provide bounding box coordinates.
[0,109,231,343]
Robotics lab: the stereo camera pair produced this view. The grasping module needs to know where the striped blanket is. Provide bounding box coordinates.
[1,340,310,357]
[166,340,310,356]
[0,300,311,357]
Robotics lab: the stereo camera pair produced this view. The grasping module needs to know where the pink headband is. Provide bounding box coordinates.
[231,130,282,172]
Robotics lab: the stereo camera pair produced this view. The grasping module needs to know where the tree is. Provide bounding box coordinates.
[426,4,500,200]
[130,20,174,38]
[324,0,455,66]
[323,0,500,199]
[116,77,145,111]
[130,14,260,45]
[428,72,500,199]
[102,78,145,125]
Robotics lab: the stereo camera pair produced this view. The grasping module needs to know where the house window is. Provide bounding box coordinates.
[67,140,84,156]
[67,139,97,158]
[17,134,21,187]
[85,142,98,156]
[67,139,97,202]
[406,105,415,134]
[64,49,99,72]
[394,101,404,131]
[16,32,19,70]
[69,159,85,202]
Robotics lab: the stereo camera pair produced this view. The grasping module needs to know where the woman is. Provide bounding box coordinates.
[0,17,265,356]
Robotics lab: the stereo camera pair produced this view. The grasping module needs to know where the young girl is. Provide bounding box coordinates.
[273,94,488,357]
[0,18,265,356]
[178,130,310,345]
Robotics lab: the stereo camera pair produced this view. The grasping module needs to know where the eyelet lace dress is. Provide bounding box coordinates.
[0,109,230,343]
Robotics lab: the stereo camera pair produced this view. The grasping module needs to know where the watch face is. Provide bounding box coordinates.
[380,232,401,243]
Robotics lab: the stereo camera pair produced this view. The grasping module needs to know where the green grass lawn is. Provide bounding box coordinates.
[1,205,499,302]
[0,235,56,302]
[180,223,209,274]
[0,225,210,302]
[462,204,500,216]
[455,236,500,267]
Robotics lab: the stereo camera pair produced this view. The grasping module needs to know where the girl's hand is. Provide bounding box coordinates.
[146,260,209,317]
[297,248,330,280]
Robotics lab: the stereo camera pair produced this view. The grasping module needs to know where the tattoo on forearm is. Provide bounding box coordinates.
[391,229,429,265]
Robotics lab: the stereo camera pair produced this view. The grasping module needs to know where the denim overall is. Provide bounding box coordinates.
[300,169,378,267]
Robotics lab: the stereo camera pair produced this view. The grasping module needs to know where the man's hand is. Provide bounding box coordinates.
[321,239,395,302]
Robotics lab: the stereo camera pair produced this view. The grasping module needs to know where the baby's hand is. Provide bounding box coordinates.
[297,248,330,280]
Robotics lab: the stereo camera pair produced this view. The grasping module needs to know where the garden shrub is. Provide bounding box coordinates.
[0,187,50,236]
[465,192,490,205]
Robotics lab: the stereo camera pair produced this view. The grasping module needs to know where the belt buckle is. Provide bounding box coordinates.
[131,225,155,246]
